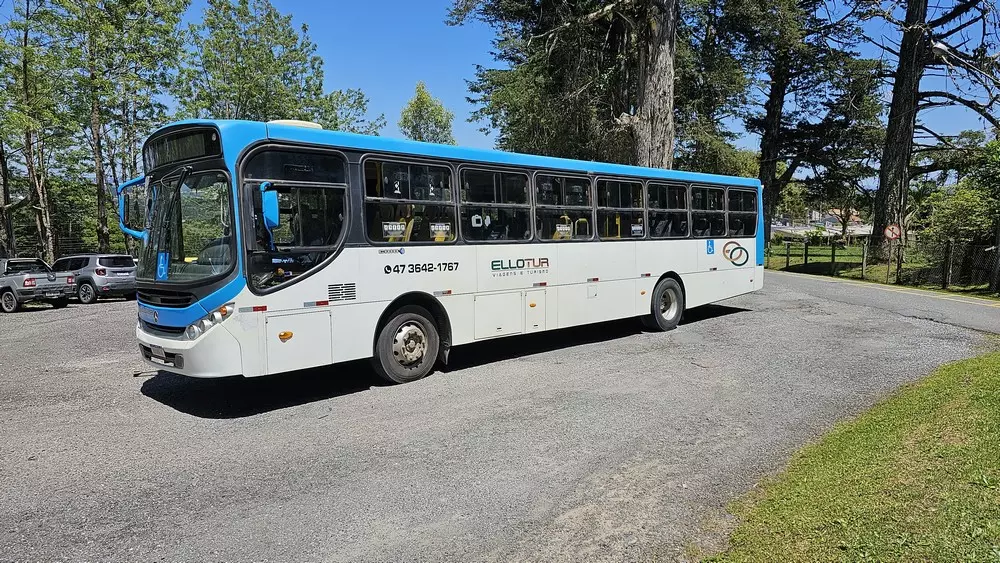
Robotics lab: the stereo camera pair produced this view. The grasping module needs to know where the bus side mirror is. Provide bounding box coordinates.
[117,176,146,241]
[261,182,280,230]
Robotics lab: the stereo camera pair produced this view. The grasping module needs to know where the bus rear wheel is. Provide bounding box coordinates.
[644,277,684,331]
[372,305,440,384]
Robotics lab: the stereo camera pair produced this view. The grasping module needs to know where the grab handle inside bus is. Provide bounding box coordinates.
[117,176,146,241]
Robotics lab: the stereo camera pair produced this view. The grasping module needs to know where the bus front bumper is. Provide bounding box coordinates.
[136,323,243,378]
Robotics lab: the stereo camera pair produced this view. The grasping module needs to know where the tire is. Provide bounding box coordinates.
[0,290,19,313]
[51,299,68,309]
[78,281,98,305]
[371,305,440,384]
[644,277,685,331]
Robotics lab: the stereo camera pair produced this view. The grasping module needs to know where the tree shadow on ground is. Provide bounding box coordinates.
[141,303,748,419]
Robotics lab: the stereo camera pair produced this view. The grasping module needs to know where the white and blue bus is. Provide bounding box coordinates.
[118,119,763,383]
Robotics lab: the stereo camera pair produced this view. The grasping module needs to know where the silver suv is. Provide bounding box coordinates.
[52,254,137,304]
[0,258,76,312]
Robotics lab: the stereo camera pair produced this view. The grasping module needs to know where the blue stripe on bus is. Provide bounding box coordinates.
[140,275,247,327]
[757,185,765,266]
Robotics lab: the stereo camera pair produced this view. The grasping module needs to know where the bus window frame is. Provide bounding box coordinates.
[595,176,646,241]
[360,154,459,246]
[646,180,691,240]
[690,183,727,239]
[238,143,352,296]
[457,163,534,244]
[725,186,759,238]
[532,170,595,242]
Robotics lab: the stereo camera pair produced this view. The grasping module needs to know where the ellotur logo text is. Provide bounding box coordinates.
[491,257,550,277]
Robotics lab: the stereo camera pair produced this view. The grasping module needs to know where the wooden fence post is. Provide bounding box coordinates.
[831,242,837,276]
[804,241,809,264]
[785,241,791,269]
[942,239,953,289]
[861,238,868,280]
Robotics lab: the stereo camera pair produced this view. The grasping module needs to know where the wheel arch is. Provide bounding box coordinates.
[373,292,453,364]
[656,271,686,307]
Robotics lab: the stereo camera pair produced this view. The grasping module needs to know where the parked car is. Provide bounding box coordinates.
[52,254,137,304]
[0,258,76,313]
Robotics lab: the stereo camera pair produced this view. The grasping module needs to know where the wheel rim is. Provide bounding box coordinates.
[80,285,93,302]
[659,287,680,321]
[2,293,13,311]
[392,321,427,367]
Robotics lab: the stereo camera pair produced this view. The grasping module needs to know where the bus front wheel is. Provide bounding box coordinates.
[372,305,440,384]
[644,277,684,331]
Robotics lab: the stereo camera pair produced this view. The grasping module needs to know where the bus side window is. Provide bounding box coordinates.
[727,188,758,237]
[597,179,644,239]
[691,185,725,239]
[460,168,531,242]
[648,182,688,239]
[535,173,593,241]
[243,149,348,291]
[364,159,456,243]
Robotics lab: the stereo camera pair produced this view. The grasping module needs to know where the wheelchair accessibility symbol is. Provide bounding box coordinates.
[156,252,170,280]
[706,240,715,255]
[723,241,749,266]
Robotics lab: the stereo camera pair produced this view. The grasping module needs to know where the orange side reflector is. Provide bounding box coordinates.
[529,302,536,308]
[640,290,646,296]
[278,331,293,342]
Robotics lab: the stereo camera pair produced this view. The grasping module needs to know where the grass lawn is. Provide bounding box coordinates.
[712,351,1000,562]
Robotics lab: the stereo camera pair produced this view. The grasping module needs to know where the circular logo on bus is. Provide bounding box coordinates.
[723,241,749,266]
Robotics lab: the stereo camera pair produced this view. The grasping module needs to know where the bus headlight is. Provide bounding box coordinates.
[185,303,235,340]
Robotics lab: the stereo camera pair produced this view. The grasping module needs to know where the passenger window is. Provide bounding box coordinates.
[597,179,644,239]
[691,185,726,238]
[648,182,688,238]
[245,149,348,291]
[460,168,531,242]
[364,159,456,243]
[52,259,67,271]
[535,174,593,240]
[728,189,758,237]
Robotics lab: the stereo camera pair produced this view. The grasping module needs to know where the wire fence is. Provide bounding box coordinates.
[766,238,1000,296]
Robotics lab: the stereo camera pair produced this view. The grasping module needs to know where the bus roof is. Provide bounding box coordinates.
[166,120,762,189]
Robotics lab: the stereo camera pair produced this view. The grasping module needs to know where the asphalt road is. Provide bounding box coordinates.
[0,274,993,562]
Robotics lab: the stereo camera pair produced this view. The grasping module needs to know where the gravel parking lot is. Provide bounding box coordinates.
[0,276,990,562]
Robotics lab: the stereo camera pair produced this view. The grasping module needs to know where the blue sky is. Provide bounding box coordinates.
[188,0,500,148]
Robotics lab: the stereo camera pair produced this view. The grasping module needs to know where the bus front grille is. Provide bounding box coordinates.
[137,288,196,308]
[328,283,357,302]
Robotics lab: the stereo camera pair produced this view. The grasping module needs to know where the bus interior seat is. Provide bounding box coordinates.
[575,218,589,238]
[730,217,744,236]
[693,217,709,237]
[671,219,688,237]
[652,217,669,238]
[711,217,725,236]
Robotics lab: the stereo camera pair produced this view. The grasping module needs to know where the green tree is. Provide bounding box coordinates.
[174,0,383,134]
[5,0,78,262]
[799,59,885,236]
[398,82,456,144]
[868,0,1000,251]
[734,0,868,240]
[57,0,188,253]
[449,0,682,168]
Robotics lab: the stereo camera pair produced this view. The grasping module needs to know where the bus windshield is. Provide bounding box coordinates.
[137,169,234,284]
